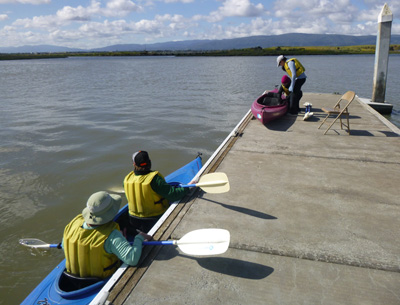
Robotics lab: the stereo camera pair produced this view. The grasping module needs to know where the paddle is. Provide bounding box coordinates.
[109,172,230,194]
[19,228,230,256]
[179,172,230,194]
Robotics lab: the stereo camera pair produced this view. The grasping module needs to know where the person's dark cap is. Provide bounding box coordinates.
[132,151,151,167]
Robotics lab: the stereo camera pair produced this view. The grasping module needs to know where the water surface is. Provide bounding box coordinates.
[0,55,399,304]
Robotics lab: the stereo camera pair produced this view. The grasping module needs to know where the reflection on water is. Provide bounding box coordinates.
[0,55,399,304]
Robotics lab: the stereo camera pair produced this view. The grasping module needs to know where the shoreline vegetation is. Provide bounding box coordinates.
[1,45,400,60]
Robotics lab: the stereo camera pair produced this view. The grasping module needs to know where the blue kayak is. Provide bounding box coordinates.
[21,156,203,305]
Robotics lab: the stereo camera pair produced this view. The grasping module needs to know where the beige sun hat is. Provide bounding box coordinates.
[82,191,121,225]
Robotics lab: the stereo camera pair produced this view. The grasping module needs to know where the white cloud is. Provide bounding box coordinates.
[12,16,55,29]
[0,0,50,4]
[196,15,329,40]
[43,14,192,47]
[10,0,143,30]
[10,4,95,30]
[56,5,94,22]
[219,0,264,17]
[0,0,398,48]
[357,3,393,23]
[204,0,265,22]
[217,17,273,38]
[191,0,389,41]
[162,0,194,3]
[271,0,386,35]
[104,0,142,16]
[155,14,185,23]
[274,0,358,21]
[54,1,141,21]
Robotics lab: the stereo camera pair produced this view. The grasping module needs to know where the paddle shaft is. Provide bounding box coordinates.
[39,241,173,248]
[41,239,228,247]
[39,240,227,247]
[143,241,175,245]
[20,228,230,256]
[26,238,228,247]
[109,172,229,194]
[143,240,227,245]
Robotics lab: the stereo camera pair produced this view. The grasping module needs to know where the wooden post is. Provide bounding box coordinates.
[371,3,393,104]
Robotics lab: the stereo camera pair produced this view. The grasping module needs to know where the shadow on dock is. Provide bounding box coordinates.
[155,246,274,280]
[199,197,277,220]
[195,257,274,280]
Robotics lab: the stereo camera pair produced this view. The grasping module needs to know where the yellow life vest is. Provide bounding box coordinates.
[284,58,305,78]
[124,171,169,218]
[282,84,291,96]
[63,215,120,279]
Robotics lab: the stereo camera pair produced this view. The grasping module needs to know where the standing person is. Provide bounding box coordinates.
[63,191,152,279]
[276,55,307,115]
[124,151,195,233]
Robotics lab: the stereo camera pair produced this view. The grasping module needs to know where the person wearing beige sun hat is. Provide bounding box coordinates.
[62,191,152,279]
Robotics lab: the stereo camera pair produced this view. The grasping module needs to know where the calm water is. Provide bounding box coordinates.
[1,55,399,304]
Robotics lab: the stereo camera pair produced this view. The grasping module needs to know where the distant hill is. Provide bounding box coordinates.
[0,44,85,53]
[1,33,400,53]
[94,34,400,52]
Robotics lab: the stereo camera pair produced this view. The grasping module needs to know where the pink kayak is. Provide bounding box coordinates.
[251,89,288,124]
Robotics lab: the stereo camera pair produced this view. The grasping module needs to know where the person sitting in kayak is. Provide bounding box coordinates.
[124,151,196,233]
[63,191,152,279]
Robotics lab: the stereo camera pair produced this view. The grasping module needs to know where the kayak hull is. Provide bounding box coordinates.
[21,156,202,305]
[251,89,288,124]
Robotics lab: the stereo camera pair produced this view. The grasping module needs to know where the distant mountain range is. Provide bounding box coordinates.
[1,33,400,53]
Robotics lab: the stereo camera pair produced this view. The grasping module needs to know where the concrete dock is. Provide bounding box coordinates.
[107,93,400,305]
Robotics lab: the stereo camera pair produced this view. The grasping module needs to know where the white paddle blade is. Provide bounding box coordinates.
[197,172,230,194]
[19,238,52,249]
[177,228,230,256]
[108,187,125,194]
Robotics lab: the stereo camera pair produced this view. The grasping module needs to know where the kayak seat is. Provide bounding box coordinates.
[59,271,102,292]
[259,95,285,106]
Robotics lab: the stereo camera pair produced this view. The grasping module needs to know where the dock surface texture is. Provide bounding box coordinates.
[110,93,400,305]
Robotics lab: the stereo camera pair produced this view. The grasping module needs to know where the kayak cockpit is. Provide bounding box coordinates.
[54,270,107,299]
[257,92,287,107]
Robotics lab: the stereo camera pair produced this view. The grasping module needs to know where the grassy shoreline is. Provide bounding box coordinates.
[1,45,400,60]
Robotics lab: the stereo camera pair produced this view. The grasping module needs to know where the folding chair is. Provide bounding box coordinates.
[318,91,355,135]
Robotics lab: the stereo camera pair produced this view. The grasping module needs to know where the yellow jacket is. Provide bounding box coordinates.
[63,215,120,279]
[124,171,169,218]
[284,58,305,78]
[282,84,291,96]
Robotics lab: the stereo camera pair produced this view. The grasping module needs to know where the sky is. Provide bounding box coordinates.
[0,0,399,49]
